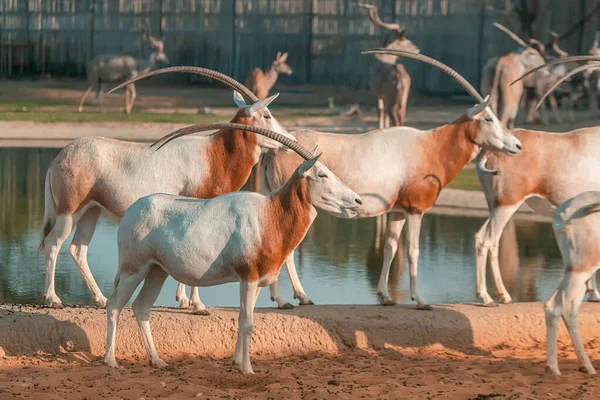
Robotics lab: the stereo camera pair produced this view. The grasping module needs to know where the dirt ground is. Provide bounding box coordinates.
[1,303,600,399]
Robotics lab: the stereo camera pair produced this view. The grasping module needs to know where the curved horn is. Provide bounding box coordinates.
[510,55,600,86]
[535,63,600,109]
[493,22,528,48]
[108,67,258,103]
[528,38,545,55]
[152,123,314,160]
[475,149,498,175]
[550,31,568,58]
[362,49,483,102]
[357,3,404,33]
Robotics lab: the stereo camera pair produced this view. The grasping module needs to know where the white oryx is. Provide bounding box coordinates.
[39,67,292,312]
[472,55,600,306]
[104,123,361,374]
[165,50,523,309]
[546,191,600,375]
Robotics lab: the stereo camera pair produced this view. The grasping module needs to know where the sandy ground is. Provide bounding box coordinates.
[1,303,600,399]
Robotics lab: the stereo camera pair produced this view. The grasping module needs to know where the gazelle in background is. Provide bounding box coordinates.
[473,55,600,307]
[78,26,169,114]
[358,3,418,128]
[481,22,545,128]
[104,123,361,374]
[245,52,293,100]
[40,67,291,312]
[171,50,523,310]
[546,191,600,375]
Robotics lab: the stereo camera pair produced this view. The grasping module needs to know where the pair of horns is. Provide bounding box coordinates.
[511,55,600,109]
[151,123,315,161]
[493,22,546,55]
[357,3,405,34]
[362,49,484,102]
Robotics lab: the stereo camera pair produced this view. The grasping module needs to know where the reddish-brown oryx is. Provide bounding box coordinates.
[39,67,293,311]
[244,52,293,100]
[358,3,418,128]
[481,22,545,128]
[104,123,361,374]
[545,191,600,375]
[472,55,600,307]
[167,50,523,310]
[78,27,169,114]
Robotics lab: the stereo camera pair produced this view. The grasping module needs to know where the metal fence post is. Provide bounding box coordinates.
[306,0,314,83]
[90,0,96,60]
[476,0,486,92]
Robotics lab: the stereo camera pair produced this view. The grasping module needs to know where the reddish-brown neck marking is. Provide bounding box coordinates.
[236,172,314,282]
[191,110,260,198]
[395,114,479,214]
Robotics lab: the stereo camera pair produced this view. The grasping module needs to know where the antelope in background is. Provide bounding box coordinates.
[481,22,545,128]
[358,3,418,128]
[78,26,169,114]
[244,52,293,100]
[40,66,291,311]
[587,32,600,112]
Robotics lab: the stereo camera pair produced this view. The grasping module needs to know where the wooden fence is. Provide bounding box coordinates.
[1,0,600,94]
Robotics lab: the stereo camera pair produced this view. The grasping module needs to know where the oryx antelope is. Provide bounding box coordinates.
[78,27,169,114]
[244,52,293,100]
[104,123,361,374]
[167,50,523,310]
[482,22,545,128]
[358,3,418,128]
[472,55,600,307]
[39,67,292,312]
[545,191,600,375]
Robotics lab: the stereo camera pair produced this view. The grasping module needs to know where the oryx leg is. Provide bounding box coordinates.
[105,263,150,368]
[406,213,429,310]
[125,83,137,114]
[544,268,597,375]
[548,94,563,124]
[376,212,406,305]
[96,82,105,112]
[474,203,522,305]
[175,282,192,308]
[43,215,75,308]
[68,207,107,307]
[377,98,385,129]
[132,265,169,368]
[586,271,600,302]
[234,280,261,374]
[78,85,92,112]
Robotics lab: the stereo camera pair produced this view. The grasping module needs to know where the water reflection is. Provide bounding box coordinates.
[0,147,570,307]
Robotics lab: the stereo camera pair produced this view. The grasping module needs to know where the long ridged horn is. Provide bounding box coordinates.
[152,123,314,160]
[550,31,568,58]
[362,49,483,102]
[108,67,258,103]
[357,3,404,34]
[510,55,600,86]
[535,63,600,109]
[493,22,528,48]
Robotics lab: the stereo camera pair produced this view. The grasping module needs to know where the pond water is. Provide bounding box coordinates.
[0,147,573,308]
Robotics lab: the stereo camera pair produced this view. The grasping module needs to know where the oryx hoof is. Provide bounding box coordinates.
[278,302,295,310]
[298,300,315,306]
[192,309,210,316]
[483,301,498,308]
[51,302,64,309]
[416,304,433,311]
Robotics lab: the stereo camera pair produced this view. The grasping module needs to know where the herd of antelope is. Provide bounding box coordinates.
[33,5,600,376]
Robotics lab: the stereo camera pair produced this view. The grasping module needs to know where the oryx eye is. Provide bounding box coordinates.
[484,117,493,122]
[318,173,328,178]
[264,114,272,120]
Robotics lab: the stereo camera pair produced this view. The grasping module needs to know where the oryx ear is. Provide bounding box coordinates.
[467,95,490,119]
[312,143,320,154]
[233,91,246,108]
[298,154,322,178]
[246,93,279,116]
[280,52,289,62]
